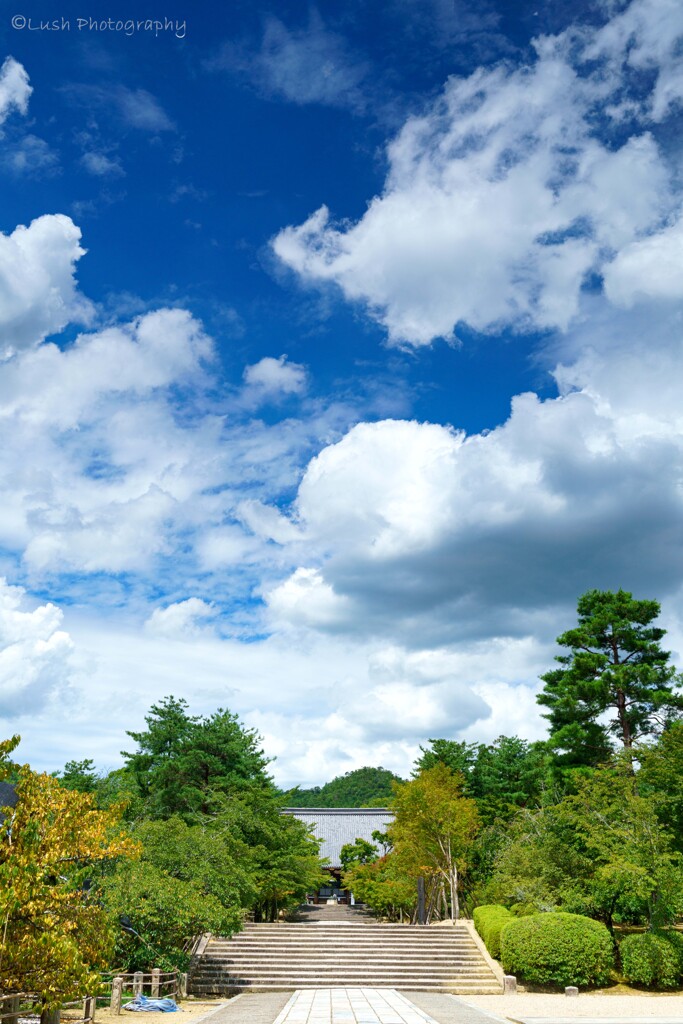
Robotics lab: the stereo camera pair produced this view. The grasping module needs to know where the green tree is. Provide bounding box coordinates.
[471,736,548,823]
[123,696,272,819]
[483,765,683,931]
[414,740,477,792]
[538,589,683,769]
[102,816,252,970]
[342,855,415,922]
[389,764,480,922]
[211,788,324,922]
[639,722,683,852]
[57,758,99,793]
[340,837,379,869]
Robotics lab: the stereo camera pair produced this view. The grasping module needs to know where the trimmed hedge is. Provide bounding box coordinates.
[620,932,683,989]
[501,912,614,987]
[473,905,514,960]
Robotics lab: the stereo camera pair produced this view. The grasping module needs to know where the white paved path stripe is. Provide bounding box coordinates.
[273,988,439,1024]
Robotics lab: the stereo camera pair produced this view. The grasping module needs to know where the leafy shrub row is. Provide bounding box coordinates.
[620,931,683,989]
[500,912,614,987]
[473,904,514,959]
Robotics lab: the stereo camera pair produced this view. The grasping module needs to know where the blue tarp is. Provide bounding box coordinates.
[123,995,179,1012]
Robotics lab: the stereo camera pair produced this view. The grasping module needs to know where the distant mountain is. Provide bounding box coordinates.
[284,766,403,808]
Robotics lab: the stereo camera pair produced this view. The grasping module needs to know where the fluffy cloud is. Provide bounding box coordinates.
[0,57,31,128]
[586,0,683,123]
[272,6,678,346]
[145,598,216,639]
[243,355,308,402]
[0,578,74,717]
[603,214,683,305]
[5,604,545,784]
[0,301,363,587]
[266,313,683,647]
[0,214,92,354]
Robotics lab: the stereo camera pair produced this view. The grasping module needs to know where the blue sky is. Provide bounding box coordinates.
[1,0,683,786]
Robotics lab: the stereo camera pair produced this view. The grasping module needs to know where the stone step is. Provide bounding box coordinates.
[188,912,500,997]
[204,950,479,960]
[189,983,499,991]
[205,943,478,952]
[208,938,476,947]
[194,966,494,978]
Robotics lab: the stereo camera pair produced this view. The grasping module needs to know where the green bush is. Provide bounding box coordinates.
[501,912,614,987]
[473,904,514,959]
[620,932,683,989]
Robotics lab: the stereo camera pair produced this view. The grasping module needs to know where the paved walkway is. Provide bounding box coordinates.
[197,989,504,1024]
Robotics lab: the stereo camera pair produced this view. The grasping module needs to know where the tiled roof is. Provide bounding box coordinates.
[282,807,394,868]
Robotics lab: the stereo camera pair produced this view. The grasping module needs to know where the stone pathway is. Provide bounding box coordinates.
[200,988,506,1024]
[273,989,437,1023]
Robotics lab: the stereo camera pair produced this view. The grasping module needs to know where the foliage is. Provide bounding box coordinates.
[471,737,548,823]
[538,589,683,770]
[103,790,324,968]
[501,912,615,987]
[340,837,379,868]
[0,737,138,1006]
[478,804,590,915]
[286,766,403,808]
[214,790,325,922]
[482,766,683,930]
[123,696,272,820]
[102,815,252,970]
[389,764,480,921]
[415,736,548,824]
[619,931,683,989]
[638,723,683,853]
[57,759,100,793]
[342,855,415,921]
[473,905,514,959]
[414,740,478,791]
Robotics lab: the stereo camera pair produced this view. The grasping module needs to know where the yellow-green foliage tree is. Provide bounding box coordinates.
[0,737,139,1006]
[389,763,480,922]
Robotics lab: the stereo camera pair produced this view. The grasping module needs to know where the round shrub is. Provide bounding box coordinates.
[620,932,683,989]
[473,905,514,959]
[501,912,614,987]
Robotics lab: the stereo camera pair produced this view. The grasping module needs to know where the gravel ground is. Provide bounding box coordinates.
[459,992,683,1020]
[90,1001,227,1024]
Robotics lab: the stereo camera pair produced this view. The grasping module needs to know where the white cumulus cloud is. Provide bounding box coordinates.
[0,214,93,354]
[243,355,308,402]
[0,57,31,128]
[272,9,677,346]
[0,578,74,717]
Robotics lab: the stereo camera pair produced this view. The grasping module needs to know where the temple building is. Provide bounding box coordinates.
[282,807,393,902]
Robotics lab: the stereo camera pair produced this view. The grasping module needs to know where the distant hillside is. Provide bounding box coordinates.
[284,766,404,807]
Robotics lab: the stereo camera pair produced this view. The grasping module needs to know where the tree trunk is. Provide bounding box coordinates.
[616,688,632,748]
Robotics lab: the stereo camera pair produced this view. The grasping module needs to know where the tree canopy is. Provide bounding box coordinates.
[122,696,272,819]
[538,589,683,768]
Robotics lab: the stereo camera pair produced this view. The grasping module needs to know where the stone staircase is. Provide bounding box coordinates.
[188,910,501,995]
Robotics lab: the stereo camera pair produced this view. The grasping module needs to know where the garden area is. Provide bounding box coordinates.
[2,588,683,1007]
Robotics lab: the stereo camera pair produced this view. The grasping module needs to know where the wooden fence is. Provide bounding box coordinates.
[101,970,186,1014]
[0,969,186,1022]
[0,993,93,1024]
